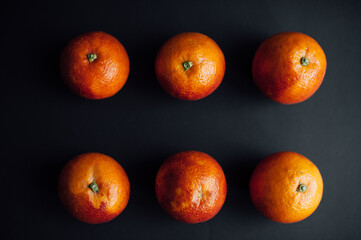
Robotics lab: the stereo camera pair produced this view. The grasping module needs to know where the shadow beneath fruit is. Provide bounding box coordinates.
[222,152,267,223]
[124,153,171,222]
[36,32,77,99]
[220,32,269,104]
[32,154,75,221]
[124,34,170,102]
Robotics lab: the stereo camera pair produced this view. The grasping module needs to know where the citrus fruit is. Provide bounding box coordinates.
[252,32,327,104]
[155,32,225,100]
[249,151,323,223]
[60,31,129,99]
[58,152,130,224]
[155,151,227,223]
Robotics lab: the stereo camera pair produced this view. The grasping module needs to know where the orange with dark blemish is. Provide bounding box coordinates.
[155,32,225,100]
[249,151,323,223]
[60,31,129,99]
[252,32,327,104]
[155,151,227,223]
[58,152,130,224]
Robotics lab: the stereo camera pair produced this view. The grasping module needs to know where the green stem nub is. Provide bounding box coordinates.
[87,53,98,63]
[301,57,309,66]
[88,180,99,193]
[182,61,193,71]
[297,183,307,192]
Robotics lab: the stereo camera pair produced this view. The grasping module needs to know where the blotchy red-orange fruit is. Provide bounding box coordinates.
[252,32,327,104]
[60,31,129,99]
[155,32,225,100]
[58,152,130,224]
[155,151,227,223]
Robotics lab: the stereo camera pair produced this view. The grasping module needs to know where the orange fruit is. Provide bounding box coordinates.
[249,151,323,223]
[58,152,130,224]
[252,32,327,104]
[60,31,129,99]
[155,32,225,100]
[155,151,227,223]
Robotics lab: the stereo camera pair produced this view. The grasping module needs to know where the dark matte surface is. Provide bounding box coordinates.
[2,0,361,239]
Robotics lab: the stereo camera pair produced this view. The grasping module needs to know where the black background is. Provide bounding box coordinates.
[2,0,361,239]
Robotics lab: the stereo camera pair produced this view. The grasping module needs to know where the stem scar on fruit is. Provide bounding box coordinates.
[87,53,98,63]
[182,61,193,71]
[301,57,309,66]
[88,180,99,193]
[297,183,307,192]
[198,189,206,199]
